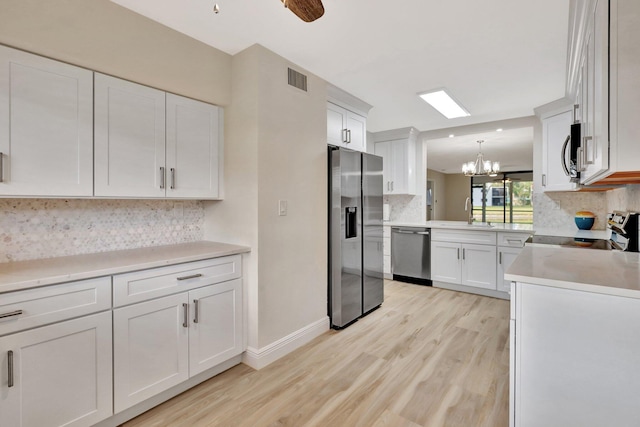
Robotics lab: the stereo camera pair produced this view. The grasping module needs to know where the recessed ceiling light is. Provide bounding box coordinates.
[496,128,503,132]
[449,134,455,138]
[418,89,470,119]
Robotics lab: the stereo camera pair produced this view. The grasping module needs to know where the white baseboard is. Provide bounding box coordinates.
[242,316,330,370]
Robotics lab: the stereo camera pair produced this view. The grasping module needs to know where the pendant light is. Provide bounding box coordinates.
[462,140,500,177]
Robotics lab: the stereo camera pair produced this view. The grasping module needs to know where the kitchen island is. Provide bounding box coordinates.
[505,246,640,427]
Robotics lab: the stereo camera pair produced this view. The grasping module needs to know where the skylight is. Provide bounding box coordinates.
[418,89,470,119]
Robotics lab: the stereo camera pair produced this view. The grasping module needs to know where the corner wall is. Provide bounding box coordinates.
[204,45,328,366]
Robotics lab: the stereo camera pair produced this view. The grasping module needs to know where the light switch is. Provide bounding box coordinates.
[278,200,288,216]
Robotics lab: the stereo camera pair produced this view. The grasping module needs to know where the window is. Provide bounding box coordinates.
[471,172,533,224]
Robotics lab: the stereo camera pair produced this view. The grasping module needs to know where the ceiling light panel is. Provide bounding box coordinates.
[418,89,470,119]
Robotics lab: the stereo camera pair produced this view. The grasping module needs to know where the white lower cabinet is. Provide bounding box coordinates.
[0,311,113,427]
[497,247,522,293]
[431,240,496,290]
[189,279,242,376]
[512,282,640,427]
[431,241,462,284]
[461,244,497,290]
[113,257,243,413]
[113,293,189,413]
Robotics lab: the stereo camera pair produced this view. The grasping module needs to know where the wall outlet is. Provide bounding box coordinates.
[278,200,288,216]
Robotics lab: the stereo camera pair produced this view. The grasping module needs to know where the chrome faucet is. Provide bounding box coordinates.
[465,197,474,224]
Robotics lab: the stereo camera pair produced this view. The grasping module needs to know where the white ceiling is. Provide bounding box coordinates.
[110,0,570,172]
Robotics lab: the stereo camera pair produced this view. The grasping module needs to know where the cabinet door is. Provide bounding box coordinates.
[374,141,392,194]
[497,246,521,293]
[94,73,166,197]
[113,293,189,413]
[166,94,222,199]
[189,279,243,376]
[431,241,461,284]
[327,103,347,147]
[581,0,609,184]
[345,110,366,152]
[0,312,113,427]
[514,283,640,427]
[390,139,409,193]
[461,243,497,290]
[541,110,574,192]
[0,45,93,196]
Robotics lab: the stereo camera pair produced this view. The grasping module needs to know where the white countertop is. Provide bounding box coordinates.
[0,241,251,294]
[505,245,640,298]
[385,220,534,233]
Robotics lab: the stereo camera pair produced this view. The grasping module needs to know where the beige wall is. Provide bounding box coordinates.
[426,169,447,220]
[204,45,328,350]
[444,174,472,221]
[0,0,232,106]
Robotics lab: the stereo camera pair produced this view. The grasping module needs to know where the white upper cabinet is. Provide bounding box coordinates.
[95,74,223,199]
[327,102,366,152]
[568,0,640,185]
[0,45,93,197]
[94,73,166,198]
[166,94,222,199]
[373,127,418,195]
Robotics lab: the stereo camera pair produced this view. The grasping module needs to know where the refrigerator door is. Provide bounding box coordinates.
[362,153,384,313]
[329,148,362,328]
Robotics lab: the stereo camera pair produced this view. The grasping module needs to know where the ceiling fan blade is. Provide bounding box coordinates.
[281,0,325,22]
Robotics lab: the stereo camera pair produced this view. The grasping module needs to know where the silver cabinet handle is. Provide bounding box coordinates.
[0,310,23,319]
[170,168,175,189]
[542,174,547,186]
[499,252,503,265]
[390,181,394,192]
[193,299,199,324]
[342,129,348,143]
[160,167,166,189]
[577,147,585,171]
[182,303,189,328]
[462,248,466,260]
[177,273,203,281]
[8,350,14,388]
[507,239,522,244]
[457,248,460,260]
[0,152,4,183]
[347,129,351,143]
[583,136,594,165]
[560,135,571,177]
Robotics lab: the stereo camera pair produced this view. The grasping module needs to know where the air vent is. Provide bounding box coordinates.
[288,67,308,92]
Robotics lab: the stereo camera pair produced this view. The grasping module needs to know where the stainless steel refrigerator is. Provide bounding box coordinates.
[328,147,384,329]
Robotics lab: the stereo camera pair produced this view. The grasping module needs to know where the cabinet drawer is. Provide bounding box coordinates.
[113,256,241,307]
[0,277,111,336]
[431,229,496,245]
[498,232,531,248]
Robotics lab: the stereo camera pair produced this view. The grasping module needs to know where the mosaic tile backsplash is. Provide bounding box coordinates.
[384,194,424,223]
[0,199,204,263]
[533,185,640,230]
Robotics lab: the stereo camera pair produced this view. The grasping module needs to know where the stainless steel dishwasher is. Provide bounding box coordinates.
[391,227,431,285]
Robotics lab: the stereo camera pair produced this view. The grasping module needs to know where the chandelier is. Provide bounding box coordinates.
[462,140,499,177]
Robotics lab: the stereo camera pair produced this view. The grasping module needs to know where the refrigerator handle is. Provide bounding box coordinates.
[345,207,358,239]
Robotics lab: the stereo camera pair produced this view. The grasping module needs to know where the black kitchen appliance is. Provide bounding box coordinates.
[561,106,582,183]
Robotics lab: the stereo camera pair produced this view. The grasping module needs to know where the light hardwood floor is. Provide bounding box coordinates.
[122,281,510,427]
